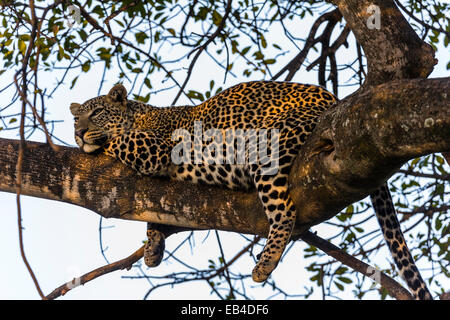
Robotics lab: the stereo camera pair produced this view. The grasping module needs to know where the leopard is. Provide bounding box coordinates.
[70,81,432,299]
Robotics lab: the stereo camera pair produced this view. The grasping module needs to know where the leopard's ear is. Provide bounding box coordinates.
[70,102,81,115]
[107,83,128,104]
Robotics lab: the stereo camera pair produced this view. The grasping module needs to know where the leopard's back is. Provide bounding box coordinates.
[195,81,335,129]
[166,81,336,190]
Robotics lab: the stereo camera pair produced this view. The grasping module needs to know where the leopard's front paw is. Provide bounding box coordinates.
[144,229,165,267]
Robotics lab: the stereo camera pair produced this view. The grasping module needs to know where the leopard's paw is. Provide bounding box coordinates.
[144,229,165,267]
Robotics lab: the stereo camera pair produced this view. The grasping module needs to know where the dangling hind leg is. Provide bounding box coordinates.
[144,223,193,268]
[251,171,296,282]
[370,183,432,300]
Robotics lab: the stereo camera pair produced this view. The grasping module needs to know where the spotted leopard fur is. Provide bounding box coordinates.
[70,81,431,298]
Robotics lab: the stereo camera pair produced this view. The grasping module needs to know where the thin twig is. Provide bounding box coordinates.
[13,0,47,300]
[171,0,233,105]
[46,246,145,299]
[273,9,342,81]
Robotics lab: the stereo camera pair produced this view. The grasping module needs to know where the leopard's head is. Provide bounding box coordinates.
[70,84,132,153]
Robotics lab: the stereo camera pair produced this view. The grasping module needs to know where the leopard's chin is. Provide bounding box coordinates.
[82,143,103,153]
[75,135,107,154]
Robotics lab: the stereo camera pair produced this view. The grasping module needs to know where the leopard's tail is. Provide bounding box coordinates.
[370,183,432,300]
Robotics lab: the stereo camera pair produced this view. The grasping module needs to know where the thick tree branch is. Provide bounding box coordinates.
[289,77,449,231]
[0,77,448,238]
[334,0,436,86]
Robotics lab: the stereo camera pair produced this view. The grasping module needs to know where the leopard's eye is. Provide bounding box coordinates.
[74,116,79,123]
[90,108,104,118]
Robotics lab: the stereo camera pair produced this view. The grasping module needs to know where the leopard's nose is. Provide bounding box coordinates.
[75,129,87,139]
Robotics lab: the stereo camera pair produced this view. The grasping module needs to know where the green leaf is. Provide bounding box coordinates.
[133,93,150,103]
[260,34,267,48]
[337,276,352,284]
[57,45,65,60]
[153,12,164,21]
[354,227,364,233]
[78,29,88,42]
[196,6,209,21]
[154,31,161,43]
[212,10,223,26]
[410,157,421,167]
[263,59,276,65]
[253,51,264,60]
[435,218,442,231]
[52,25,59,37]
[335,281,344,291]
[19,34,30,41]
[135,31,148,44]
[18,39,26,55]
[436,155,445,165]
[241,46,250,55]
[167,28,176,36]
[335,267,348,275]
[346,204,354,214]
[70,76,79,89]
[81,61,91,72]
[4,39,13,47]
[273,43,281,50]
[144,78,152,89]
[187,90,205,101]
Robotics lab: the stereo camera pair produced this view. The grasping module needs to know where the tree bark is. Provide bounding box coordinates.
[334,0,436,87]
[1,77,448,237]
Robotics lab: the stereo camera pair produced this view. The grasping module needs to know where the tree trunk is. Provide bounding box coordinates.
[334,0,436,87]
